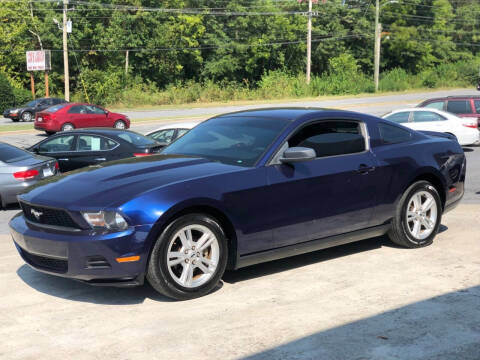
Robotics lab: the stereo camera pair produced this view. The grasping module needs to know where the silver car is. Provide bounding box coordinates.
[0,142,58,208]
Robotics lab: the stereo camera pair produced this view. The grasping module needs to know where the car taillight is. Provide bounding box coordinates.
[133,153,152,157]
[54,162,59,170]
[13,169,39,180]
[463,123,478,129]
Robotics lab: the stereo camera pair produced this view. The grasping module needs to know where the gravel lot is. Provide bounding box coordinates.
[0,92,479,359]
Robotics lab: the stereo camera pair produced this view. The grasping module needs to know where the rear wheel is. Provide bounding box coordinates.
[147,214,228,300]
[114,120,126,129]
[21,111,33,122]
[388,180,442,248]
[61,123,75,132]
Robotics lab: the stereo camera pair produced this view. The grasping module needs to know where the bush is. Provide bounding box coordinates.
[0,72,14,112]
[379,68,410,92]
[12,87,32,106]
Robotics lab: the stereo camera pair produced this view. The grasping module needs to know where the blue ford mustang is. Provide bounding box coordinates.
[9,108,465,300]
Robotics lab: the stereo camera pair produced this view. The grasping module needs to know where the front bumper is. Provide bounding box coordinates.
[3,112,18,120]
[9,213,153,286]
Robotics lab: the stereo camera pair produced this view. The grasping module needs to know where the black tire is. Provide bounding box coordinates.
[388,180,442,248]
[147,213,228,300]
[114,120,126,129]
[45,131,55,136]
[12,119,19,123]
[61,123,75,132]
[21,111,33,122]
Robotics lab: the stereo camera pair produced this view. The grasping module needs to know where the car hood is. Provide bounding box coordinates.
[19,154,244,209]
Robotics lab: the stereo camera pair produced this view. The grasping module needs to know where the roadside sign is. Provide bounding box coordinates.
[26,50,52,71]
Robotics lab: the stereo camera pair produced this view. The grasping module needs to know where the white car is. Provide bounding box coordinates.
[382,108,479,146]
[145,121,201,145]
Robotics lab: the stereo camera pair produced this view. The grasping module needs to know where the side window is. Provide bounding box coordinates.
[378,123,412,144]
[177,129,190,138]
[423,101,444,110]
[474,100,480,113]
[447,100,472,114]
[385,112,410,123]
[38,135,75,153]
[85,105,106,115]
[412,111,446,122]
[105,139,118,150]
[77,135,107,151]
[289,121,365,158]
[150,129,176,143]
[68,105,87,114]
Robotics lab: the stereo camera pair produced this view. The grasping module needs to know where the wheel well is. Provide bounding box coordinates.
[153,205,238,270]
[410,173,446,209]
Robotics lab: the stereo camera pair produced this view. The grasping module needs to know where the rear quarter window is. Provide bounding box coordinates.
[378,123,412,144]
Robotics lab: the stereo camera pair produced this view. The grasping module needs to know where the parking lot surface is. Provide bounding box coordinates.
[1,92,479,359]
[0,205,479,360]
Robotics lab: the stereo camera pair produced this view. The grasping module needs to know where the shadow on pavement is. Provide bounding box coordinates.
[224,226,448,284]
[16,264,174,304]
[224,235,388,284]
[241,285,480,360]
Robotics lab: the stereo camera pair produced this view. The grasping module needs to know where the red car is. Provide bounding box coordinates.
[34,103,130,135]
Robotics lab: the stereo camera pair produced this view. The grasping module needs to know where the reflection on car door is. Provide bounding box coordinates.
[266,120,378,248]
[37,134,77,172]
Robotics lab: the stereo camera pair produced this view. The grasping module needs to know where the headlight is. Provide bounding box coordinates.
[82,211,128,231]
[10,109,18,113]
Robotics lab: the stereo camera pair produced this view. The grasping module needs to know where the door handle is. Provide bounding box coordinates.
[94,158,106,161]
[356,164,375,174]
[58,158,69,161]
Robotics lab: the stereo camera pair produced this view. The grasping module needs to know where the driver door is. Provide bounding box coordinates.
[266,120,378,248]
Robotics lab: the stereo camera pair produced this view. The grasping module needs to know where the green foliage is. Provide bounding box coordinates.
[1,0,479,104]
[12,87,32,106]
[0,72,14,111]
[379,68,410,92]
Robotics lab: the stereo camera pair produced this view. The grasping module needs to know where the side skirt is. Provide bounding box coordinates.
[235,223,391,269]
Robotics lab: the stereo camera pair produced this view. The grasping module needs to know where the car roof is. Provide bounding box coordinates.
[215,108,332,121]
[421,96,480,102]
[147,121,202,134]
[54,128,140,136]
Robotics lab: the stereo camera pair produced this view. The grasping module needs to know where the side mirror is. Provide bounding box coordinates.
[279,147,316,163]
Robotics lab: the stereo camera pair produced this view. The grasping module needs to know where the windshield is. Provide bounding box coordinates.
[25,100,40,107]
[161,116,290,166]
[118,131,158,146]
[0,143,31,163]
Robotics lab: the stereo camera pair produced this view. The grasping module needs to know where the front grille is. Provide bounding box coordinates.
[22,250,68,273]
[20,202,79,229]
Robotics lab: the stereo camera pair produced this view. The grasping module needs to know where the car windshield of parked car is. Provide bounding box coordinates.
[46,104,68,113]
[25,99,41,107]
[118,132,158,146]
[0,143,31,163]
[161,116,290,166]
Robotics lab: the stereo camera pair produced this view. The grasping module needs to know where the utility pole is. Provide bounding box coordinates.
[125,50,129,76]
[306,0,312,84]
[63,0,70,101]
[374,0,380,92]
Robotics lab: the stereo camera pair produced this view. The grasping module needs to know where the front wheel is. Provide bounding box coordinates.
[114,120,126,129]
[388,180,442,248]
[147,214,228,300]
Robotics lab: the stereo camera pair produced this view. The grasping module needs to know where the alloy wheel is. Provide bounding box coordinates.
[22,112,32,121]
[405,190,438,240]
[166,224,220,288]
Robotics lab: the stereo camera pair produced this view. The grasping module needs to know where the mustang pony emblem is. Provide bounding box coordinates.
[30,209,43,220]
